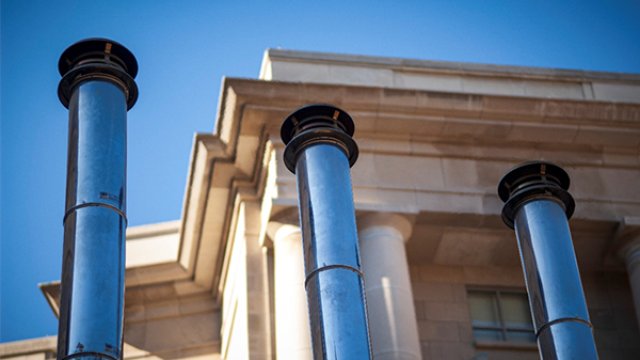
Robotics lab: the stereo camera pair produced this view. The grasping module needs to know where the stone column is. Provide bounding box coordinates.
[618,217,640,330]
[267,222,313,360]
[622,240,640,330]
[358,213,422,360]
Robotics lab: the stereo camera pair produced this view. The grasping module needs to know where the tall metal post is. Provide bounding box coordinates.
[498,162,598,359]
[56,38,138,360]
[281,105,372,359]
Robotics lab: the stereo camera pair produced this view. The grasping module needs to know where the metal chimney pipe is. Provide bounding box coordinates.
[281,104,372,359]
[498,162,598,359]
[56,38,138,360]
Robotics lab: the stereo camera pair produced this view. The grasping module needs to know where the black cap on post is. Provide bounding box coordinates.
[497,161,575,228]
[280,104,358,173]
[58,38,139,109]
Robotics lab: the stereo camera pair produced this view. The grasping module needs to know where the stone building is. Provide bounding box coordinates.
[2,49,640,360]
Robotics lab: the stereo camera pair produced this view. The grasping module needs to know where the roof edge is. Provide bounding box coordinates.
[265,48,640,82]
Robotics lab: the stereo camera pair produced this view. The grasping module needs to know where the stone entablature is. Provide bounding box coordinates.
[261,49,640,104]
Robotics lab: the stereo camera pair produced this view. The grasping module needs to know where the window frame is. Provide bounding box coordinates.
[466,286,537,348]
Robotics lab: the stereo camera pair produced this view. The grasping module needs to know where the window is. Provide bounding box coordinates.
[467,289,535,344]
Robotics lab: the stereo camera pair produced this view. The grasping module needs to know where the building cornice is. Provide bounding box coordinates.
[264,48,640,85]
[265,49,640,83]
[39,74,640,313]
[178,76,640,301]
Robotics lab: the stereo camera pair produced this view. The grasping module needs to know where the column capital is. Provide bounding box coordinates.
[267,222,301,243]
[264,208,300,248]
[357,212,414,242]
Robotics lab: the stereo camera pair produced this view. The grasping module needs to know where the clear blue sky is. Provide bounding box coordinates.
[1,0,639,343]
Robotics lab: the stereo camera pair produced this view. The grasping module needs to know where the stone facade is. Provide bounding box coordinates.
[2,50,640,359]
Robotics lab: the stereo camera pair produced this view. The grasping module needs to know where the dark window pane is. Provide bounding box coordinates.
[468,289,536,344]
[501,293,534,330]
[468,291,500,328]
[506,330,536,343]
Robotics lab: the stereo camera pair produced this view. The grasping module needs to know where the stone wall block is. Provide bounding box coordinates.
[457,322,474,342]
[417,265,465,284]
[269,61,331,83]
[411,282,455,302]
[422,302,470,323]
[178,297,217,316]
[342,86,383,110]
[463,266,524,287]
[394,72,464,93]
[377,114,446,137]
[144,302,180,320]
[417,320,460,342]
[328,64,394,87]
[452,285,468,303]
[428,342,475,360]
[482,96,544,121]
[441,117,512,140]
[125,305,146,323]
[615,103,640,122]
[300,83,346,106]
[380,88,419,112]
[544,100,576,120]
[506,121,579,144]
[416,91,483,117]
[574,125,640,147]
